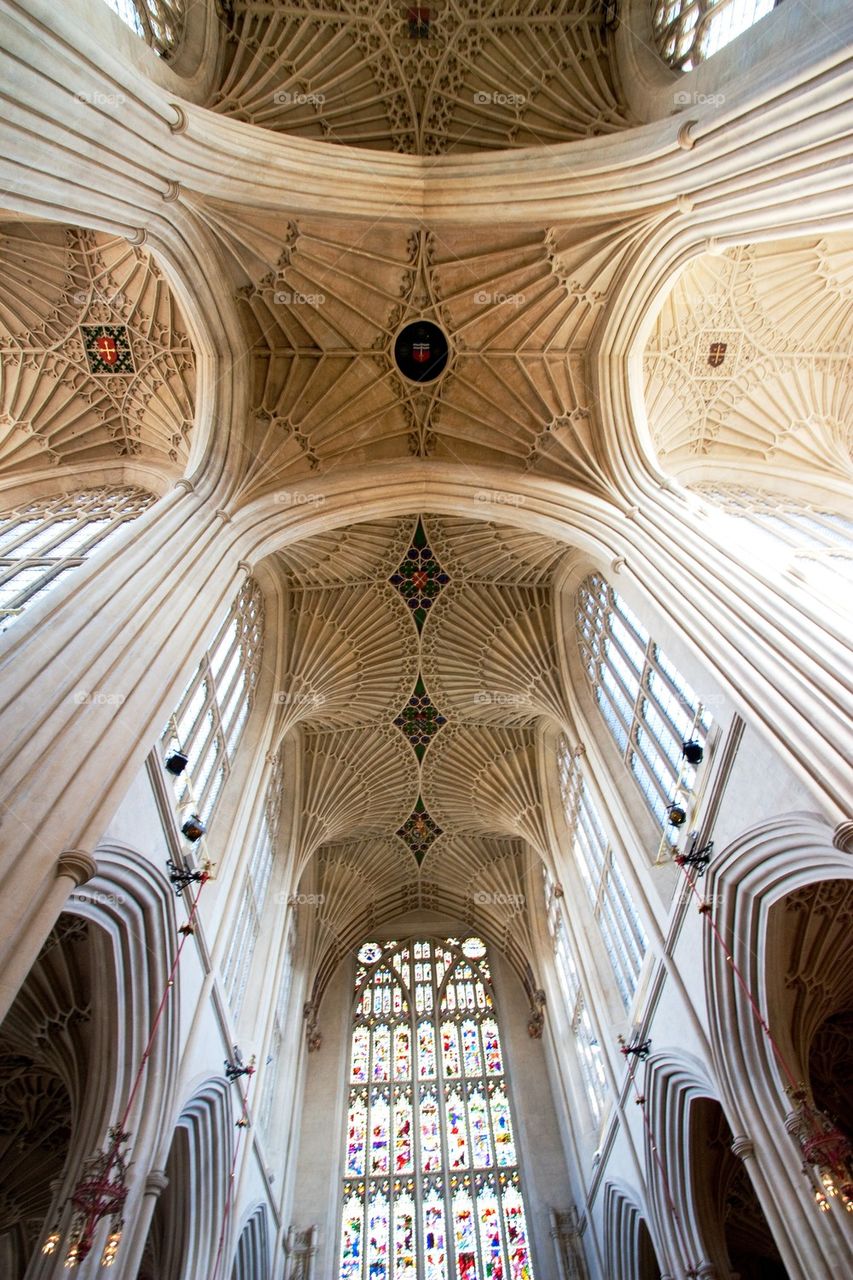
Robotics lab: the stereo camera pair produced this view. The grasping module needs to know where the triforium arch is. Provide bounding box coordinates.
[602,1183,662,1280]
[705,814,853,1279]
[643,1053,789,1279]
[230,1205,270,1280]
[0,842,178,1278]
[139,1079,233,1280]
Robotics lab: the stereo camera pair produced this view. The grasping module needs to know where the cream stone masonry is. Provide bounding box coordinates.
[1,1,852,1278]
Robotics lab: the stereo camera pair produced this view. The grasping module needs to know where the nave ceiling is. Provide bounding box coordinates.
[212,0,631,155]
[270,511,570,1008]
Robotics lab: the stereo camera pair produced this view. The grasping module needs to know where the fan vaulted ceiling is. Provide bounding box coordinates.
[272,512,569,1007]
[212,0,631,154]
[0,224,196,482]
[643,233,853,485]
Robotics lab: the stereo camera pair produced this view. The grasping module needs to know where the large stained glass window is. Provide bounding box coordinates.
[338,937,536,1280]
[102,0,186,56]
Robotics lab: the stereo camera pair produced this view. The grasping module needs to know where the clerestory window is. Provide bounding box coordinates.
[652,0,780,71]
[576,573,710,830]
[0,485,154,633]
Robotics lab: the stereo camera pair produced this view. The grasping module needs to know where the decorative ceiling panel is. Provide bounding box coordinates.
[0,225,196,478]
[644,236,853,482]
[212,0,632,155]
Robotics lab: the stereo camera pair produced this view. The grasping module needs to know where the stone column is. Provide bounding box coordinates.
[0,487,243,1023]
[114,1169,170,1280]
[0,849,97,1017]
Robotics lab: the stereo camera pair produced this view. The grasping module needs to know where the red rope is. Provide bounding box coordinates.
[679,869,800,1089]
[118,871,211,1134]
[211,1067,256,1280]
[621,1047,698,1277]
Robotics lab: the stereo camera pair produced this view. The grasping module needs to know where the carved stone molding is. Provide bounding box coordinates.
[832,821,853,853]
[144,1169,169,1197]
[56,849,97,887]
[731,1134,755,1161]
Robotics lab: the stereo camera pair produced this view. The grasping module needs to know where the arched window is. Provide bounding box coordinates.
[162,577,265,824]
[576,573,711,829]
[653,0,779,71]
[0,485,154,633]
[543,867,608,1124]
[222,753,282,1017]
[102,0,185,56]
[259,914,297,1136]
[339,937,536,1280]
[557,739,648,1007]
[694,485,853,620]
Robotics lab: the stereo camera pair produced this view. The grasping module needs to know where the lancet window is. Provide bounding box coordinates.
[162,577,264,823]
[557,740,648,1009]
[222,754,283,1018]
[652,0,779,70]
[576,573,711,829]
[0,485,154,633]
[339,936,536,1280]
[543,869,609,1124]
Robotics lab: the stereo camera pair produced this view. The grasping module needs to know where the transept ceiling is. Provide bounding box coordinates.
[0,224,196,482]
[212,0,631,154]
[643,234,853,487]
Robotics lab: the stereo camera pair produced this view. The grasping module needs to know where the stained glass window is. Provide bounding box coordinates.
[652,0,780,71]
[102,0,186,56]
[338,937,536,1279]
[0,486,154,633]
[162,577,265,823]
[576,573,711,829]
[556,739,648,1009]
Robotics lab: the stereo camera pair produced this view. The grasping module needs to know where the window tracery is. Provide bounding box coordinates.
[695,486,853,619]
[556,741,648,1009]
[339,937,535,1280]
[576,573,710,829]
[652,0,779,71]
[0,485,154,633]
[543,868,608,1124]
[162,578,265,824]
[222,753,282,1017]
[102,0,185,56]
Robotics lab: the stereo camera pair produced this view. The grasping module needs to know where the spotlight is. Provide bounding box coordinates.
[165,750,189,776]
[667,802,688,828]
[181,814,206,842]
[681,739,704,765]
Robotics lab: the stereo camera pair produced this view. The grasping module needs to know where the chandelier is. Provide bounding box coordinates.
[786,1087,853,1213]
[42,1127,130,1267]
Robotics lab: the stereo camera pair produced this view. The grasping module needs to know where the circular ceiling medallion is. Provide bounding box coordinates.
[394,320,449,383]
